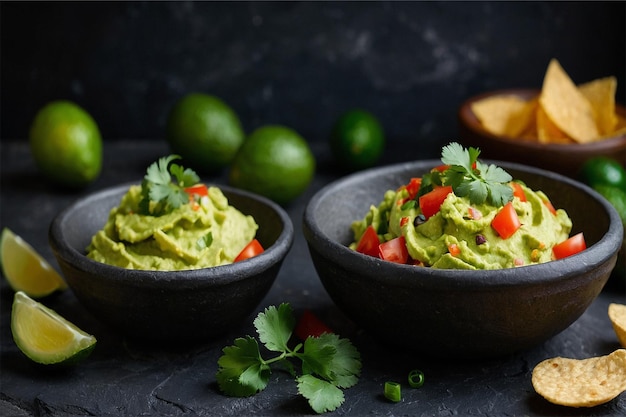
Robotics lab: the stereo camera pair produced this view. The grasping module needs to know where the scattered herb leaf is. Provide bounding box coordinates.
[216,303,362,414]
[420,142,513,207]
[138,155,201,216]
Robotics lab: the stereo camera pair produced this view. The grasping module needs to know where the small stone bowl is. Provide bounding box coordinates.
[458,88,626,178]
[303,160,623,358]
[49,183,293,343]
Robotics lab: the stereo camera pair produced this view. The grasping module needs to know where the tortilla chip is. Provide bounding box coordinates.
[539,59,599,143]
[536,103,574,144]
[609,303,626,348]
[532,349,626,407]
[471,95,535,137]
[579,76,618,136]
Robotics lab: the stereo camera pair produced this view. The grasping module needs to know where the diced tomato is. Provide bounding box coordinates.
[294,310,333,340]
[510,182,527,202]
[185,184,209,197]
[234,239,264,262]
[432,164,450,173]
[552,233,586,260]
[468,207,482,220]
[543,199,557,215]
[400,216,410,227]
[491,202,521,239]
[405,177,422,200]
[379,236,409,264]
[355,225,380,258]
[419,186,453,219]
[448,243,461,257]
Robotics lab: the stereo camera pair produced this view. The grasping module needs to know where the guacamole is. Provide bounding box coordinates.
[350,181,573,270]
[87,185,258,270]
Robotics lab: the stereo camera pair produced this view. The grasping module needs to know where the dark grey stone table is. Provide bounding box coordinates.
[1,141,624,416]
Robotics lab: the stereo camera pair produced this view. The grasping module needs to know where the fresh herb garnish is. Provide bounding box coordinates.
[138,154,200,216]
[420,142,513,207]
[216,303,362,414]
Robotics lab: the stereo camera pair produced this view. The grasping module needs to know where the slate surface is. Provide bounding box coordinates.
[1,141,625,416]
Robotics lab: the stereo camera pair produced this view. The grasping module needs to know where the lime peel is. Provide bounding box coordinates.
[0,228,67,298]
[11,291,96,365]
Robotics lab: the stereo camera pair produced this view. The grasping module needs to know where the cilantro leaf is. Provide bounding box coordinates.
[298,337,337,381]
[216,304,362,414]
[254,303,295,353]
[216,336,270,397]
[297,374,345,414]
[438,142,513,207]
[138,154,202,216]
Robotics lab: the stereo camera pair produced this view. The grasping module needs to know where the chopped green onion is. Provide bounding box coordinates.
[384,381,402,402]
[408,369,425,388]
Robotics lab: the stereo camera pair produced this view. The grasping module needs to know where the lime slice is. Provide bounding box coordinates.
[11,291,96,365]
[0,228,67,298]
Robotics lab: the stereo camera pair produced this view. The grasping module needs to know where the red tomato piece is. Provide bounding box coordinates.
[355,225,380,258]
[294,310,334,340]
[552,233,586,260]
[491,202,521,239]
[543,199,557,215]
[405,177,422,200]
[185,184,209,197]
[510,182,527,202]
[419,186,453,219]
[234,239,264,262]
[432,164,450,173]
[379,236,409,264]
[448,243,461,257]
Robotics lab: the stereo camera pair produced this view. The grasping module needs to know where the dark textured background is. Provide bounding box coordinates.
[2,1,625,159]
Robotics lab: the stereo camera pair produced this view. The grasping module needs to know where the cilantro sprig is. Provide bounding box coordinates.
[420,142,513,207]
[216,303,362,414]
[138,154,200,216]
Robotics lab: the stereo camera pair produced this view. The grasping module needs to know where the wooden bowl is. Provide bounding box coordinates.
[458,89,626,178]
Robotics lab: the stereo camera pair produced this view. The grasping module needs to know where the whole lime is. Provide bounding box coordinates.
[229,125,315,205]
[330,109,385,171]
[579,156,626,190]
[29,100,102,188]
[166,93,245,173]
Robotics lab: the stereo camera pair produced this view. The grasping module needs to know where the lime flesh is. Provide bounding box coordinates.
[11,291,96,365]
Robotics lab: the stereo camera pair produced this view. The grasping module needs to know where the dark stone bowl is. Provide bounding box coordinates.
[303,160,623,358]
[49,183,293,343]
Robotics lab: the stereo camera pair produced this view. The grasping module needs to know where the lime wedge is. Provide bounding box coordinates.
[0,227,67,298]
[11,291,96,365]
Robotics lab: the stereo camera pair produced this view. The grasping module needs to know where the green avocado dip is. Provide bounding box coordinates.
[349,143,580,270]
[86,155,259,271]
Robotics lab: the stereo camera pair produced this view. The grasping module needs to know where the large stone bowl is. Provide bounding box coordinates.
[303,160,623,357]
[49,183,293,343]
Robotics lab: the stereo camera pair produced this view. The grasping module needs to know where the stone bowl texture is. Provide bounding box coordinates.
[458,88,626,179]
[303,160,623,358]
[49,183,293,343]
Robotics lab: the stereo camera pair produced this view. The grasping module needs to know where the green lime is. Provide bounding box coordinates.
[166,93,244,173]
[579,157,626,190]
[229,125,315,205]
[593,184,626,225]
[11,291,96,365]
[330,109,385,171]
[29,100,102,188]
[0,228,67,298]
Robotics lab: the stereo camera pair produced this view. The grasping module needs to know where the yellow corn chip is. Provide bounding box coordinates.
[471,95,534,137]
[536,103,574,144]
[539,59,599,143]
[609,303,626,348]
[532,349,626,407]
[579,76,618,136]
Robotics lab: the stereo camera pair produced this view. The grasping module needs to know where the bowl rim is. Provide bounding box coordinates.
[458,88,626,152]
[303,159,623,289]
[49,182,294,287]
